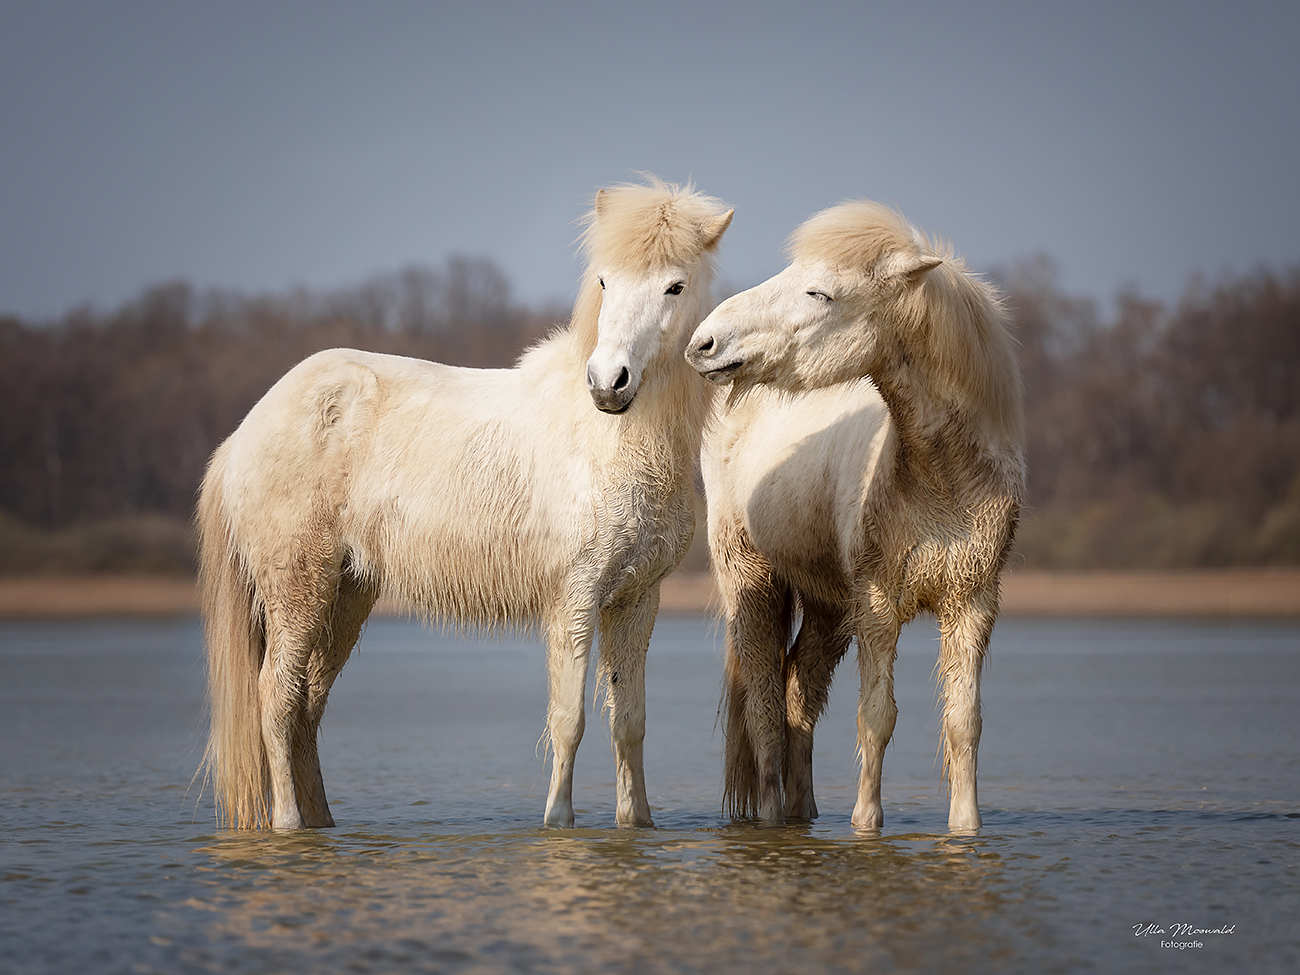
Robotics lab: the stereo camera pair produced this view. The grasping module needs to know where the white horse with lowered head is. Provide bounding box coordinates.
[686,201,1024,831]
[200,177,732,829]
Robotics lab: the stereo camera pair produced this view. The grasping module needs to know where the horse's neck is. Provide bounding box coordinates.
[871,343,1023,504]
[621,338,715,474]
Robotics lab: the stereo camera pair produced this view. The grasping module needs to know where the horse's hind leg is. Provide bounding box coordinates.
[258,595,323,830]
[543,607,597,827]
[291,568,379,828]
[714,520,791,824]
[598,587,659,827]
[783,601,851,821]
[852,586,901,830]
[937,594,996,831]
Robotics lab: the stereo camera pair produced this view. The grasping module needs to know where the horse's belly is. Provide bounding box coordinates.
[338,378,592,623]
[344,489,582,624]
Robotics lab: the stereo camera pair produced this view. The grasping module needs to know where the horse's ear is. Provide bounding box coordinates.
[594,189,609,217]
[704,209,734,248]
[881,252,943,281]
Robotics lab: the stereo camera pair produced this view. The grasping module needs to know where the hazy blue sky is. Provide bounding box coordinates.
[2,0,1297,320]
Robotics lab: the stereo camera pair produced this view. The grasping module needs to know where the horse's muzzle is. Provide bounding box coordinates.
[587,362,637,413]
[685,329,744,385]
[591,391,634,414]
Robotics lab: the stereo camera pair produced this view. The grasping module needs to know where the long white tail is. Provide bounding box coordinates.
[198,444,270,829]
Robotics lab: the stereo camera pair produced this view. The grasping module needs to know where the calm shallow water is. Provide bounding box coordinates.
[1,613,1297,974]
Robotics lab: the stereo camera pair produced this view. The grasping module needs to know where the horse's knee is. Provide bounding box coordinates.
[856,652,898,743]
[609,712,645,753]
[548,703,585,754]
[858,690,898,737]
[938,644,985,754]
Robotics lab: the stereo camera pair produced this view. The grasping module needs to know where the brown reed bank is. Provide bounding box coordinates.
[3,569,1297,620]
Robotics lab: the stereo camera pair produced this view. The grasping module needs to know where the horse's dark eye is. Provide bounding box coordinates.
[807,290,831,302]
[599,277,605,290]
[666,282,685,295]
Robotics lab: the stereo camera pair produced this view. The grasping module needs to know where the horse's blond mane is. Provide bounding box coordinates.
[790,201,1024,444]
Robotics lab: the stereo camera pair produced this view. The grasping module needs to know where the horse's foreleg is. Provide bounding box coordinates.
[783,602,851,821]
[937,596,996,831]
[852,589,900,829]
[543,610,596,827]
[598,588,659,827]
[292,571,378,828]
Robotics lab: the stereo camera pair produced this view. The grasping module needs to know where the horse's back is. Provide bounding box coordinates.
[704,379,891,589]
[222,348,592,620]
[220,346,523,493]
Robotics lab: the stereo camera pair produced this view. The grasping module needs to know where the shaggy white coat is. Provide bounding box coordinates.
[201,178,732,829]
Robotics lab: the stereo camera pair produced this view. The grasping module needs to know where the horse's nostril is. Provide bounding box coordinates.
[613,367,630,391]
[699,336,715,354]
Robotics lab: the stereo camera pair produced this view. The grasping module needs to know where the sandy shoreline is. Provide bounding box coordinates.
[0,568,1297,620]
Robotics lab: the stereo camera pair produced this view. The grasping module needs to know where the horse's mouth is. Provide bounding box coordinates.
[701,361,743,384]
[596,400,633,415]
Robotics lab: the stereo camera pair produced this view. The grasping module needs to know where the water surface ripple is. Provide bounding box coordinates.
[1,616,1296,973]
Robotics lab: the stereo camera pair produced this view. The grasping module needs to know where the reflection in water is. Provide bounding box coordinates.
[184,825,1031,974]
[536,829,1016,972]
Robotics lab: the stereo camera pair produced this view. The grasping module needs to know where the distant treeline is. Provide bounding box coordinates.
[0,256,559,573]
[999,257,1300,567]
[1,254,1297,572]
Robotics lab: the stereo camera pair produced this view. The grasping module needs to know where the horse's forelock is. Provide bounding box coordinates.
[567,176,729,359]
[785,201,918,277]
[580,177,731,270]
